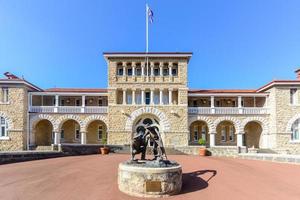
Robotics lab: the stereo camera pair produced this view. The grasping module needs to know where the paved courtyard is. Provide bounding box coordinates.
[0,154,300,200]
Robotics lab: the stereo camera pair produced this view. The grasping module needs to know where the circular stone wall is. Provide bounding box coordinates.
[118,160,182,198]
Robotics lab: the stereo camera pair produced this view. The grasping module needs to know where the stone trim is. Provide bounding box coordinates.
[0,111,13,130]
[30,114,57,131]
[82,115,108,132]
[56,115,84,132]
[125,107,170,132]
[188,116,214,133]
[286,113,300,133]
[241,117,269,134]
[212,116,242,133]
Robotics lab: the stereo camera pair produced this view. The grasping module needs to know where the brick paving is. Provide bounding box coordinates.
[0,154,300,200]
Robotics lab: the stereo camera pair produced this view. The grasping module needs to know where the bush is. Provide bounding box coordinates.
[198,138,206,146]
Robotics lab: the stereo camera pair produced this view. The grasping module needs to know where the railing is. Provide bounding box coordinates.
[29,106,108,114]
[188,107,269,115]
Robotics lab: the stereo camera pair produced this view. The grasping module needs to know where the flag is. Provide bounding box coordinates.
[148,6,154,23]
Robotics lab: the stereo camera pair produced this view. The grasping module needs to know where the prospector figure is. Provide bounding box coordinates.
[131,124,167,161]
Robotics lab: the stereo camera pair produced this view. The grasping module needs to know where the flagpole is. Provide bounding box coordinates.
[146,4,149,81]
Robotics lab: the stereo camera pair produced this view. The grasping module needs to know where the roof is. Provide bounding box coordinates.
[188,89,257,94]
[45,88,107,93]
[257,80,300,92]
[0,73,43,92]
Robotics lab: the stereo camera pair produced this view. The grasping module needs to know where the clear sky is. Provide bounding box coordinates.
[1,0,300,89]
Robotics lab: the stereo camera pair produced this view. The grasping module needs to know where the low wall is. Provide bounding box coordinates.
[238,153,300,164]
[60,144,123,155]
[0,151,64,164]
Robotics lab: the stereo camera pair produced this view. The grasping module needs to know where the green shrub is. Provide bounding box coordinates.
[198,138,206,145]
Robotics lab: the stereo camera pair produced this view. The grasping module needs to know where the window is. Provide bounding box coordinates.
[136,67,141,76]
[221,126,226,142]
[98,125,103,140]
[127,68,132,76]
[60,129,65,139]
[61,100,65,106]
[98,99,103,106]
[136,92,141,104]
[75,127,80,140]
[127,92,132,104]
[163,68,169,76]
[2,88,9,103]
[290,89,297,105]
[154,92,159,104]
[0,117,8,138]
[154,68,159,76]
[201,126,206,141]
[291,119,300,141]
[172,68,177,76]
[117,68,124,76]
[193,100,197,107]
[193,126,199,142]
[76,99,81,106]
[145,92,150,105]
[229,126,234,141]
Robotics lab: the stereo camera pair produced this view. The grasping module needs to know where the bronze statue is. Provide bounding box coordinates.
[131,123,167,161]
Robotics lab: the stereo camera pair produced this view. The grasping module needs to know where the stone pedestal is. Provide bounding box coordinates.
[118,160,182,198]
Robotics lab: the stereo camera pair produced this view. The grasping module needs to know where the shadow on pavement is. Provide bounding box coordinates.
[181,169,217,194]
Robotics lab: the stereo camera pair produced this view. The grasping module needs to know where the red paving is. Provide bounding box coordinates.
[0,154,300,200]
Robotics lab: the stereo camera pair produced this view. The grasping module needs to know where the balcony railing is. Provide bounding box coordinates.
[188,107,269,115]
[29,106,108,114]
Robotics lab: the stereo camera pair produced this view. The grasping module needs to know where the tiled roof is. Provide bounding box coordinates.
[188,89,257,94]
[256,80,300,92]
[103,52,193,55]
[45,88,107,93]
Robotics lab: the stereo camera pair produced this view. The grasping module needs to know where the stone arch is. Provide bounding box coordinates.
[125,107,170,132]
[212,116,242,133]
[30,114,56,131]
[188,116,214,133]
[56,115,84,132]
[0,111,13,130]
[286,113,300,133]
[82,115,108,132]
[241,117,269,134]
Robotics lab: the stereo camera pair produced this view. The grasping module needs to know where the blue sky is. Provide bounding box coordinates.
[1,0,300,89]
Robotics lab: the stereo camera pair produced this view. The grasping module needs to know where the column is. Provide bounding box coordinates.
[141,64,145,76]
[141,90,145,105]
[123,89,126,105]
[123,65,126,76]
[81,131,87,144]
[237,132,244,147]
[150,65,154,76]
[54,132,61,145]
[81,95,85,113]
[132,89,136,105]
[210,96,215,114]
[150,89,154,105]
[209,133,215,147]
[54,95,59,113]
[238,96,243,114]
[159,89,163,105]
[168,89,173,105]
[169,65,172,76]
[132,63,136,76]
[160,65,163,76]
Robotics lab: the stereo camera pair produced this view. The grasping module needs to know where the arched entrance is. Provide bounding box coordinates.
[86,120,107,144]
[189,121,209,145]
[34,119,53,146]
[60,119,81,143]
[216,121,236,146]
[244,121,262,148]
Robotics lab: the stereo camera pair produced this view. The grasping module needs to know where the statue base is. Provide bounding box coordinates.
[118,160,182,198]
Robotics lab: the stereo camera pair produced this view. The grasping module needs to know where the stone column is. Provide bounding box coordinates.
[237,132,244,147]
[132,89,136,105]
[159,89,163,105]
[169,89,173,105]
[54,132,60,145]
[141,64,145,76]
[150,65,154,76]
[210,96,215,114]
[81,95,85,113]
[209,133,215,147]
[54,95,59,113]
[132,63,136,76]
[150,89,154,105]
[141,90,145,105]
[238,96,243,114]
[123,65,126,76]
[123,89,126,105]
[169,65,172,76]
[81,131,87,144]
[160,64,163,76]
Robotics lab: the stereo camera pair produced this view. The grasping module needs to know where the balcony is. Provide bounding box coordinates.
[188,107,269,115]
[29,106,108,114]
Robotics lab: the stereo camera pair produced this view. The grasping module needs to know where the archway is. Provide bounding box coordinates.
[86,120,107,144]
[216,121,236,146]
[244,121,262,148]
[60,119,81,143]
[34,119,53,146]
[189,121,209,145]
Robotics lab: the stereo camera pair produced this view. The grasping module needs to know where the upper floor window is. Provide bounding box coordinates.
[127,68,133,76]
[145,92,150,105]
[0,117,8,138]
[291,119,300,141]
[136,67,141,76]
[163,67,169,76]
[172,68,177,76]
[117,68,124,76]
[154,68,159,76]
[1,87,9,103]
[290,89,297,105]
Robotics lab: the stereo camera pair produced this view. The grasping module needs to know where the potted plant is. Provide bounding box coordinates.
[100,137,109,155]
[198,138,207,156]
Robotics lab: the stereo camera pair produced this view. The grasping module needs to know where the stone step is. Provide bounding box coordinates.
[256,148,278,154]
[35,146,53,151]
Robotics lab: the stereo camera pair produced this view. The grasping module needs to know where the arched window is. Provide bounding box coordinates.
[0,117,8,138]
[291,119,300,141]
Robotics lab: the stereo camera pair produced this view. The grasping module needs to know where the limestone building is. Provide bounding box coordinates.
[0,52,300,154]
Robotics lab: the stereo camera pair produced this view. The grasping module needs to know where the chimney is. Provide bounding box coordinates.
[295,69,300,80]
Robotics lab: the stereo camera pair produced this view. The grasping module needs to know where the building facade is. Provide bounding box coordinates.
[0,52,300,154]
